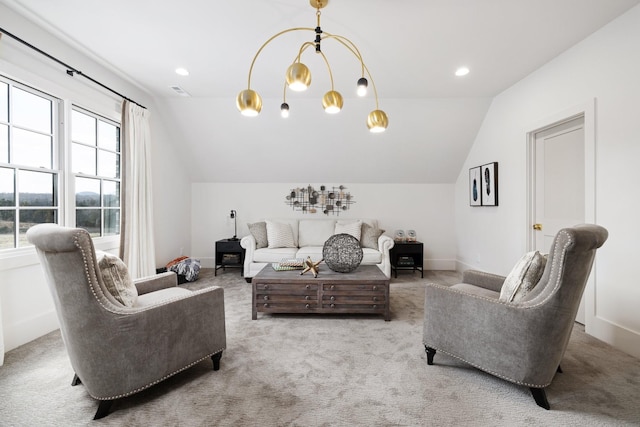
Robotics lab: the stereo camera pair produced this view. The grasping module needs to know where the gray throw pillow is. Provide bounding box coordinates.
[499,251,547,303]
[360,223,385,249]
[248,221,268,249]
[97,252,138,307]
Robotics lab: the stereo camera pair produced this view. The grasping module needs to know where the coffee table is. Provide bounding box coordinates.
[252,264,390,321]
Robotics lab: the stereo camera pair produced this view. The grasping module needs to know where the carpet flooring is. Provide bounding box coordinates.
[1,268,639,426]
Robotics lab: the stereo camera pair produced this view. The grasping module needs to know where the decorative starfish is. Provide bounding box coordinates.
[300,257,323,278]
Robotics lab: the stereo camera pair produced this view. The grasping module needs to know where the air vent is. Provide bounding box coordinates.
[169,85,191,97]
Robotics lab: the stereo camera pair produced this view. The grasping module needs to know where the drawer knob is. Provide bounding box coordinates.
[263,303,269,308]
[330,303,335,308]
[305,304,310,309]
[373,296,378,301]
[372,286,378,290]
[373,304,378,309]
[306,284,310,289]
[305,295,310,300]
[263,284,269,290]
[263,295,269,301]
[330,296,335,301]
[330,285,335,290]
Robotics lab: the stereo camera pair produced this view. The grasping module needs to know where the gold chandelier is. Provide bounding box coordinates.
[236,0,388,133]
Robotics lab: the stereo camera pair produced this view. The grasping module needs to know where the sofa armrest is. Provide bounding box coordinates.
[462,270,505,293]
[134,271,178,295]
[378,234,395,253]
[240,234,256,275]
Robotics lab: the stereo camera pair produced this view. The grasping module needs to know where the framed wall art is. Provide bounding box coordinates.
[469,166,481,206]
[480,162,498,206]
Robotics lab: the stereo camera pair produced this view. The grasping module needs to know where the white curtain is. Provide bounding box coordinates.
[119,100,156,279]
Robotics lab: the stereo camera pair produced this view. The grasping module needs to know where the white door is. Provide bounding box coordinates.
[533,117,585,321]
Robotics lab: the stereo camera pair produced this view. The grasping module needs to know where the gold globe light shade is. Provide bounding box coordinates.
[322,90,343,114]
[367,109,388,133]
[236,89,263,117]
[286,63,312,91]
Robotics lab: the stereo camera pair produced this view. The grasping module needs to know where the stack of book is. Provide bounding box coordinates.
[397,256,415,266]
[272,258,305,271]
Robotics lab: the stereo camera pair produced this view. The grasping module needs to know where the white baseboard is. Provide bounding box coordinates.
[3,309,59,352]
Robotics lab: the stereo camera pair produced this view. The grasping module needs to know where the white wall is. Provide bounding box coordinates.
[455,5,640,358]
[191,183,456,270]
[0,3,191,354]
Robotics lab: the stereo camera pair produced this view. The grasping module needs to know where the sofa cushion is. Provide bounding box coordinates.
[298,219,336,247]
[360,223,385,249]
[499,251,547,303]
[266,220,296,248]
[335,220,362,241]
[96,251,138,307]
[296,246,324,260]
[253,247,299,263]
[248,221,268,249]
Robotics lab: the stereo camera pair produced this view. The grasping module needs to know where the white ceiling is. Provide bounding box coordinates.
[2,0,639,183]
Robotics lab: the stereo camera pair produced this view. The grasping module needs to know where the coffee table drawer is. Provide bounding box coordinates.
[322,283,386,293]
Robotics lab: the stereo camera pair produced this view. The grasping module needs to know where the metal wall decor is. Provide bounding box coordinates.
[285,185,354,215]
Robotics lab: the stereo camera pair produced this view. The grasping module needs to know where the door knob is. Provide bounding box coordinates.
[533,223,543,230]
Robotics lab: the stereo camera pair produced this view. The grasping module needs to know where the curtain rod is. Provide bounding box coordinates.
[0,26,146,109]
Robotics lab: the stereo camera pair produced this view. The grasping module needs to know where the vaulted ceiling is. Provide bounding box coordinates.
[2,0,639,183]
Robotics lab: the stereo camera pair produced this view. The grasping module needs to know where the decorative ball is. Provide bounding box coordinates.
[323,233,363,273]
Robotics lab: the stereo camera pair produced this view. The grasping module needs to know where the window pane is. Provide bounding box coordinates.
[12,87,52,134]
[98,150,118,178]
[72,110,96,145]
[98,121,119,151]
[0,81,8,122]
[76,177,100,207]
[0,123,8,163]
[76,209,100,237]
[0,210,15,249]
[18,170,56,207]
[104,208,120,236]
[19,209,56,247]
[13,128,52,168]
[72,143,97,175]
[0,167,14,206]
[103,180,120,207]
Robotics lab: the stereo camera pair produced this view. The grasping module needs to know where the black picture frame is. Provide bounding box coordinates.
[480,162,498,206]
[469,166,482,206]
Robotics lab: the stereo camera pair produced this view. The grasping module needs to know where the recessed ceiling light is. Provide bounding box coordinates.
[175,68,190,76]
[455,67,470,77]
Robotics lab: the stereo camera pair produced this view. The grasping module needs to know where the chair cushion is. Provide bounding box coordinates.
[335,220,362,241]
[266,220,296,248]
[248,221,268,249]
[97,252,138,307]
[360,223,385,249]
[499,251,547,302]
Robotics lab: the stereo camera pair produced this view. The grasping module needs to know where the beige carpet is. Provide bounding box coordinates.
[1,269,639,426]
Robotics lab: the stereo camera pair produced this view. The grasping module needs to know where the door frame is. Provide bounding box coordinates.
[525,99,596,324]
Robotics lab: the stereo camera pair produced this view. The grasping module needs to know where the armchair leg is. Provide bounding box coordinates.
[212,352,223,371]
[557,365,563,373]
[94,400,114,419]
[71,374,82,386]
[424,346,436,365]
[530,387,550,410]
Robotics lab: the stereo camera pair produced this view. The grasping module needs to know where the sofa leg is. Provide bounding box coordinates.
[245,278,252,284]
[94,400,114,419]
[212,352,223,371]
[425,346,436,365]
[71,373,82,386]
[530,387,550,410]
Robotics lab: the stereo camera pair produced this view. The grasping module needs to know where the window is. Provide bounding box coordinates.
[0,77,59,249]
[71,108,121,237]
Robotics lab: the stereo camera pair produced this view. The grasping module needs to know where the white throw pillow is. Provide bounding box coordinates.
[335,220,362,241]
[266,220,296,249]
[96,252,138,307]
[499,251,547,303]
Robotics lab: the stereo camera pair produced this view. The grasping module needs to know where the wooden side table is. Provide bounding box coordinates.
[390,241,424,278]
[215,239,245,276]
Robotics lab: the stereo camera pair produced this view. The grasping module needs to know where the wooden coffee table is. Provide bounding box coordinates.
[252,265,390,321]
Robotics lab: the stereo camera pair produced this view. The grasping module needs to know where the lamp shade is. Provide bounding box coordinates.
[322,90,343,114]
[367,109,388,133]
[286,63,311,91]
[236,89,262,116]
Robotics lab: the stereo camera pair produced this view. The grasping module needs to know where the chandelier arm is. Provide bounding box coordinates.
[317,50,335,90]
[321,33,380,109]
[245,27,316,88]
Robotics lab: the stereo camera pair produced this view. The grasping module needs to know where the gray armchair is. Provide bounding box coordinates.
[423,224,608,409]
[27,224,226,419]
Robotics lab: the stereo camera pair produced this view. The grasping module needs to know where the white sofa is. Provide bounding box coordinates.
[240,218,394,281]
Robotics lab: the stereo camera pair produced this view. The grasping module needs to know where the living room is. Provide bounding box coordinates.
[1,0,640,423]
